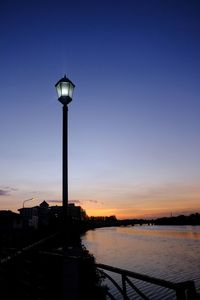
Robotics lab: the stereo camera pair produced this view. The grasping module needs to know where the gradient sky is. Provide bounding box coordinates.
[0,0,200,218]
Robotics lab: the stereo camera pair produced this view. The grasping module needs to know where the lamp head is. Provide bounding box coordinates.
[55,75,75,105]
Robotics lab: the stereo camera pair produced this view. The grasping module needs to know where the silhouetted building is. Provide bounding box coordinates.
[38,201,49,227]
[18,207,39,229]
[68,203,86,221]
[0,210,22,231]
[18,201,86,229]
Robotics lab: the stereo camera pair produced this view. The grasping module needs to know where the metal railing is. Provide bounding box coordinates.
[96,263,197,300]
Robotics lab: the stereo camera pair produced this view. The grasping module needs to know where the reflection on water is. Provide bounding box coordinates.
[82,225,200,296]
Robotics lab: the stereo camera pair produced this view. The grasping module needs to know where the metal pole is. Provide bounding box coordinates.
[63,104,68,220]
[23,197,37,208]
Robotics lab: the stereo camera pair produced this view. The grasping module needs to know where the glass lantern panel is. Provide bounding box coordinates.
[60,82,70,97]
[56,83,62,98]
[68,83,74,98]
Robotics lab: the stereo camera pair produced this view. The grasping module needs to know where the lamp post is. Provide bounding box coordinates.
[55,75,75,221]
[23,197,37,208]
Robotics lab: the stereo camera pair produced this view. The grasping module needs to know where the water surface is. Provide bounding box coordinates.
[82,225,200,299]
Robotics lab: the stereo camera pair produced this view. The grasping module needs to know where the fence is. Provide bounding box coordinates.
[96,263,197,300]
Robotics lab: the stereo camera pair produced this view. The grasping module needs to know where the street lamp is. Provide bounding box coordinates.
[23,197,38,208]
[55,75,75,220]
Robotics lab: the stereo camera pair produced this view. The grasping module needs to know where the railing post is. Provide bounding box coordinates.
[176,288,187,300]
[122,274,128,300]
[175,281,197,300]
[185,281,197,300]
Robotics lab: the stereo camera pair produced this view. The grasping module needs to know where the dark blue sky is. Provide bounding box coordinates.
[0,0,200,217]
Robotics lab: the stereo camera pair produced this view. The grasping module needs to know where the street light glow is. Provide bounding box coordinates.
[55,75,75,105]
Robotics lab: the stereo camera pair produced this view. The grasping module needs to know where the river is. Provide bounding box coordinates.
[82,225,200,299]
